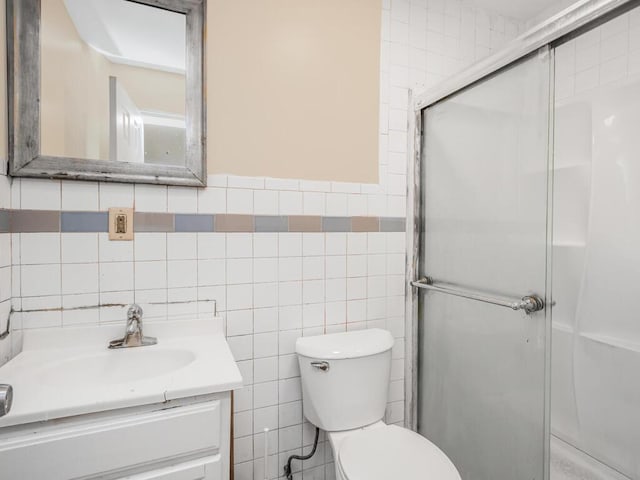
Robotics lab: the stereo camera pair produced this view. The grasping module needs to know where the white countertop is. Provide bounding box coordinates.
[0,318,242,428]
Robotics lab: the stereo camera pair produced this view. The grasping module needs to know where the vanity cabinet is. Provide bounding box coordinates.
[0,393,231,480]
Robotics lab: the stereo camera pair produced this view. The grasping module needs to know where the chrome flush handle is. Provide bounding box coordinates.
[0,384,13,417]
[310,361,330,372]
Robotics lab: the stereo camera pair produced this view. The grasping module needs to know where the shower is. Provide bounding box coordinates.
[407,1,640,479]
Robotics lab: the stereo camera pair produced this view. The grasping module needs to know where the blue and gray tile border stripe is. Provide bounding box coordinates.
[0,209,406,233]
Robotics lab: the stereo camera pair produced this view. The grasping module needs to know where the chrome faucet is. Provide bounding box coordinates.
[108,304,157,349]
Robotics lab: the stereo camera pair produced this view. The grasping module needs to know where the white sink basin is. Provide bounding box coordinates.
[0,318,243,428]
[36,347,197,386]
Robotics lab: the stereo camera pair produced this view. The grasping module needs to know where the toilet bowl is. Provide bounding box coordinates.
[296,329,461,480]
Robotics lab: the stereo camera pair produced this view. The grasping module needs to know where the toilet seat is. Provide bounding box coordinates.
[338,424,461,480]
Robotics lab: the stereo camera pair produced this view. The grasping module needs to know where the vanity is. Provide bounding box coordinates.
[0,318,242,479]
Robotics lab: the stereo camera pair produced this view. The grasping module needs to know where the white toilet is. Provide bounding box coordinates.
[296,328,461,480]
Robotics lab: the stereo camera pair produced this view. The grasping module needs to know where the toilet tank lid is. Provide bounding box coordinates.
[295,329,394,359]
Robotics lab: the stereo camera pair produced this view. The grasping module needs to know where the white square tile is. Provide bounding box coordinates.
[302,256,324,280]
[367,276,387,298]
[0,235,10,268]
[167,260,198,288]
[347,233,367,255]
[303,192,325,215]
[225,175,262,190]
[279,191,303,215]
[278,233,302,257]
[197,259,226,286]
[0,268,10,303]
[254,282,278,308]
[227,233,253,258]
[265,178,299,191]
[253,381,278,409]
[61,233,99,264]
[228,334,253,360]
[168,187,198,213]
[233,436,253,464]
[100,262,134,292]
[368,254,387,276]
[278,281,302,306]
[134,261,167,290]
[254,332,278,358]
[347,194,367,216]
[167,233,197,260]
[99,183,134,209]
[279,329,301,355]
[0,177,10,209]
[367,297,387,320]
[302,233,324,256]
[99,233,134,262]
[227,284,253,310]
[368,233,387,254]
[19,264,61,298]
[227,189,253,214]
[299,180,331,192]
[197,187,226,214]
[134,233,166,261]
[253,307,278,333]
[325,233,347,255]
[197,233,225,259]
[62,263,99,295]
[279,355,300,380]
[303,303,324,328]
[227,258,253,284]
[254,258,278,283]
[61,181,99,211]
[279,257,302,282]
[253,233,278,258]
[326,301,347,325]
[254,190,279,215]
[279,378,302,404]
[254,357,278,384]
[279,305,302,330]
[325,278,346,302]
[21,233,60,264]
[303,280,324,304]
[226,309,253,336]
[347,299,367,323]
[325,193,348,216]
[134,184,167,212]
[325,256,346,279]
[21,179,60,210]
[347,277,367,300]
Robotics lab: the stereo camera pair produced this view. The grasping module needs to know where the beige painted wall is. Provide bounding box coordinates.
[207,0,381,182]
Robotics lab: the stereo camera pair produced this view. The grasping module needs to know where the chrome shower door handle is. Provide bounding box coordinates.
[310,361,330,372]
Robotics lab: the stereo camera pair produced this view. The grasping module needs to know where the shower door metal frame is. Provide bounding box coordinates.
[404,0,637,478]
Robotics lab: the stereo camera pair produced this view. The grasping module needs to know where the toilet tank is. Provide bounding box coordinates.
[295,329,395,432]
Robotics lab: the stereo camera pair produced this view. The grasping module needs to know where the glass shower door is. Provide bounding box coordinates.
[417,49,552,480]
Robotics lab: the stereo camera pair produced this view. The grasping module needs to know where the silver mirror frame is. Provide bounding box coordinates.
[6,0,207,187]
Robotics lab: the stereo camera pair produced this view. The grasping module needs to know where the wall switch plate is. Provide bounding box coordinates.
[108,207,134,241]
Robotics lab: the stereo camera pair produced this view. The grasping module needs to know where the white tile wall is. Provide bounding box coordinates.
[1,0,528,477]
[0,154,12,366]
[555,7,640,101]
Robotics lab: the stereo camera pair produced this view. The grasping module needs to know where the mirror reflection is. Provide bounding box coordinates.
[40,0,187,166]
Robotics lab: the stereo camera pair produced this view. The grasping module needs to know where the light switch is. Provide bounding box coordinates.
[108,207,134,241]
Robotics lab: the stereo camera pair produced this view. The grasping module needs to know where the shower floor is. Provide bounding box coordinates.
[550,436,630,480]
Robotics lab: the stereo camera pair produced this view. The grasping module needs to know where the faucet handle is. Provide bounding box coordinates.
[127,304,143,321]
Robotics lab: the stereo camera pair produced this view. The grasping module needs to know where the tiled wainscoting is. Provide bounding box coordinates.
[6,209,408,480]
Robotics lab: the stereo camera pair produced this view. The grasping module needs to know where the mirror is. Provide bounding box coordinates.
[7,0,206,186]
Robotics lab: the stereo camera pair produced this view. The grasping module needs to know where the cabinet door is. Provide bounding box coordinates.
[123,455,221,480]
